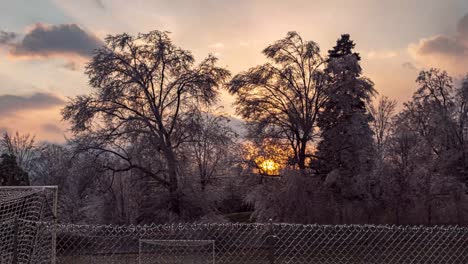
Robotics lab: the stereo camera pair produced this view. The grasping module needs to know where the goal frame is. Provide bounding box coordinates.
[0,185,58,264]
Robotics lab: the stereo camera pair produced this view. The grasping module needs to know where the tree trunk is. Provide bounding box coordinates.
[427,202,432,226]
[454,189,463,225]
[335,194,344,224]
[200,167,207,192]
[119,178,127,223]
[395,200,401,225]
[164,146,181,215]
[425,173,432,226]
[298,139,308,170]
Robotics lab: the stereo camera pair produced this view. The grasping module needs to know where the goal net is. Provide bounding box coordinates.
[139,240,215,264]
[0,186,57,264]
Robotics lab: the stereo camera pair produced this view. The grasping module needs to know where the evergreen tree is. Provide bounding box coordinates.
[314,34,376,199]
[327,34,360,61]
[0,153,30,186]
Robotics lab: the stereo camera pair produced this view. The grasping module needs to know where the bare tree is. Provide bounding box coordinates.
[369,96,397,157]
[30,143,70,187]
[385,113,429,224]
[0,131,37,172]
[384,69,468,224]
[32,144,104,223]
[63,30,230,216]
[183,110,238,191]
[228,31,326,169]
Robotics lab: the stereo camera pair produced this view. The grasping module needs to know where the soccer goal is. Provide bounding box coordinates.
[139,239,215,264]
[0,186,58,264]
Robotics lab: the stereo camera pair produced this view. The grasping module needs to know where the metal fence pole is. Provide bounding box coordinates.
[51,186,58,264]
[267,219,276,264]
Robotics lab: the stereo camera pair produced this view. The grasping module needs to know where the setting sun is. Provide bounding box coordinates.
[242,139,292,176]
[258,159,280,176]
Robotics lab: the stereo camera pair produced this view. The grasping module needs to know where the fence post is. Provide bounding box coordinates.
[267,219,276,264]
[51,186,58,264]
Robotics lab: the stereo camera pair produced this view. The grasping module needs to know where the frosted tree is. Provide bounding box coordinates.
[397,70,468,224]
[404,69,467,177]
[31,144,110,223]
[63,30,230,218]
[380,70,468,225]
[0,131,37,172]
[369,96,398,158]
[229,31,326,170]
[182,110,239,191]
[314,34,376,201]
[0,132,34,186]
[0,153,29,186]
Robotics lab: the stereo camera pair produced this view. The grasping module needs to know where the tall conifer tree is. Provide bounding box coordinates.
[315,34,376,198]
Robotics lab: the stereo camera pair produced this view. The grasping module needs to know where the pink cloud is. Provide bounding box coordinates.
[408,12,468,74]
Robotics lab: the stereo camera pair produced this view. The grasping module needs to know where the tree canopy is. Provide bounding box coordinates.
[314,34,376,198]
[229,31,326,169]
[63,30,230,216]
[0,153,29,186]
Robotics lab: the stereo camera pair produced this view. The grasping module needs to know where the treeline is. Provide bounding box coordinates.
[0,31,467,225]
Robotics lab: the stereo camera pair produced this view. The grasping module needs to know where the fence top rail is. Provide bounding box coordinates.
[0,185,58,190]
[49,222,468,234]
[139,239,216,247]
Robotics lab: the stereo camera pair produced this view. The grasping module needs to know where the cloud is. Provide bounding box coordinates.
[41,123,63,134]
[366,50,398,59]
[94,0,105,9]
[209,42,224,49]
[226,116,246,137]
[402,62,417,71]
[0,92,65,116]
[408,12,468,74]
[61,61,80,71]
[0,94,67,143]
[415,35,466,56]
[457,13,468,37]
[0,31,17,45]
[9,23,103,59]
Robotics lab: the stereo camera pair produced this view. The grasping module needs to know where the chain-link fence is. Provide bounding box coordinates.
[52,222,468,264]
[2,187,468,264]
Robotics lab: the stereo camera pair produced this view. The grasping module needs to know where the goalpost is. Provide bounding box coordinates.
[0,186,58,264]
[139,239,215,264]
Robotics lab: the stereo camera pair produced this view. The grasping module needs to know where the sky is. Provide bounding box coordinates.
[0,0,468,143]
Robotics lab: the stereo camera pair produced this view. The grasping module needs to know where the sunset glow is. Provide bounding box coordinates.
[258,158,280,176]
[1,0,468,142]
